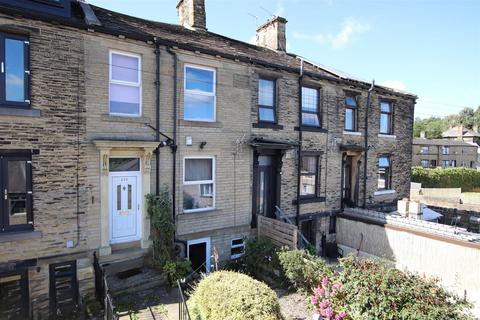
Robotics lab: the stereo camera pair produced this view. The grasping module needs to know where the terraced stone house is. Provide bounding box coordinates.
[0,0,416,318]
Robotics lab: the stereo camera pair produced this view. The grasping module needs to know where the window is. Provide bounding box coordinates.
[442,160,450,168]
[0,33,30,108]
[258,78,276,122]
[0,154,33,232]
[230,238,245,259]
[49,261,78,317]
[109,51,141,116]
[421,160,429,168]
[301,87,320,126]
[344,95,358,131]
[430,160,437,168]
[0,270,29,319]
[451,160,457,167]
[377,156,391,190]
[109,158,140,172]
[184,65,216,122]
[183,157,215,212]
[420,146,429,154]
[300,220,315,244]
[379,101,393,134]
[300,155,319,197]
[442,146,450,155]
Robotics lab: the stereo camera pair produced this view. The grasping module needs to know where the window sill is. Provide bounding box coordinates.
[343,131,362,136]
[253,122,284,130]
[0,107,41,117]
[101,114,148,123]
[182,208,219,215]
[179,119,223,128]
[0,230,42,243]
[378,134,396,139]
[292,196,326,205]
[374,189,396,196]
[295,126,328,133]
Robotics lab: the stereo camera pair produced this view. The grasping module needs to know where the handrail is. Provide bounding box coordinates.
[275,206,311,249]
[93,252,118,320]
[177,280,192,320]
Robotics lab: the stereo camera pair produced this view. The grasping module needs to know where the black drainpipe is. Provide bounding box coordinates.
[296,60,304,227]
[362,80,375,208]
[154,39,161,195]
[167,47,178,228]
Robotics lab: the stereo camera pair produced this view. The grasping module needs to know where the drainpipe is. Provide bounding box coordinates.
[362,80,375,209]
[296,59,304,227]
[167,47,178,229]
[154,39,161,195]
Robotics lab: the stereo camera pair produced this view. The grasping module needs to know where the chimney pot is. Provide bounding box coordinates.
[256,16,288,52]
[177,0,207,31]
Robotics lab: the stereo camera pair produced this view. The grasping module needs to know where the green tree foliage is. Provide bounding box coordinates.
[411,167,480,191]
[188,271,283,320]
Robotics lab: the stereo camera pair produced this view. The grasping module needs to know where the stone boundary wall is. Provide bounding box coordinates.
[410,183,480,211]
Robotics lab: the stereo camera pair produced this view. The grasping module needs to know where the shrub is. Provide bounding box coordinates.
[335,256,473,320]
[310,276,348,320]
[163,259,192,286]
[277,249,333,292]
[411,167,480,192]
[188,271,283,320]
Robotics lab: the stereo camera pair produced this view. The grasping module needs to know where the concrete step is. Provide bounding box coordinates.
[109,267,167,296]
[100,247,150,275]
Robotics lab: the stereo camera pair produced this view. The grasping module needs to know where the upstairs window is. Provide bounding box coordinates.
[300,155,319,197]
[301,87,320,126]
[0,33,30,108]
[184,65,216,122]
[344,95,358,131]
[379,101,393,134]
[109,51,141,116]
[0,153,33,232]
[377,156,391,190]
[420,146,429,154]
[442,146,450,155]
[258,78,276,123]
[183,157,215,212]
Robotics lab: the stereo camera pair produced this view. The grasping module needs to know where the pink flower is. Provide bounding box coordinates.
[335,311,347,320]
[332,283,342,291]
[319,299,330,309]
[322,276,329,287]
[311,296,318,305]
[314,287,326,297]
[322,307,334,319]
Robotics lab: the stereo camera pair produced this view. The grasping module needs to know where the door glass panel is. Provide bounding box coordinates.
[7,160,27,226]
[5,38,25,102]
[109,158,140,172]
[258,156,272,166]
[127,184,132,210]
[258,171,265,214]
[116,185,121,210]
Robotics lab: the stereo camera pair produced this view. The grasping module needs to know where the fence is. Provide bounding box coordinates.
[257,215,298,248]
[93,252,118,320]
[177,280,192,320]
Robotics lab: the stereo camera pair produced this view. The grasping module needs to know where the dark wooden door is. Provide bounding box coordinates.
[342,156,353,207]
[189,242,207,273]
[256,155,277,219]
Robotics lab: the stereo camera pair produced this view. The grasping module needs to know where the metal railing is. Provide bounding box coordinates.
[93,252,118,320]
[177,280,192,320]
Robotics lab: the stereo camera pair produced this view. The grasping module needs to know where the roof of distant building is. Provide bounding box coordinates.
[413,138,478,147]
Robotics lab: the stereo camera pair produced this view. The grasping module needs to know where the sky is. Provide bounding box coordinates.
[88,0,480,119]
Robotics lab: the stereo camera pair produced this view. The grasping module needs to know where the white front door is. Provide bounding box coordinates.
[110,174,140,243]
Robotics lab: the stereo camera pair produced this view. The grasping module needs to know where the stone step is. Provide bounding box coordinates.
[109,267,167,296]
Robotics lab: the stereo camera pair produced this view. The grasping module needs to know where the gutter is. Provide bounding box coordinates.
[154,39,161,195]
[296,59,304,227]
[362,80,375,208]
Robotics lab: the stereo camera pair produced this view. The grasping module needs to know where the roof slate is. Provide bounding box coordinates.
[413,138,478,147]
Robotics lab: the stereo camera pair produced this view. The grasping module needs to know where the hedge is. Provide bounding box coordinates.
[188,271,283,320]
[411,167,480,192]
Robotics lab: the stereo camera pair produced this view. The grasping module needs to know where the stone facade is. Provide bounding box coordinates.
[412,138,478,168]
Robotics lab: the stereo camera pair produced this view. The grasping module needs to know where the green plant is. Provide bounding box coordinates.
[335,256,473,320]
[411,167,480,192]
[164,259,192,286]
[277,249,333,292]
[188,271,283,320]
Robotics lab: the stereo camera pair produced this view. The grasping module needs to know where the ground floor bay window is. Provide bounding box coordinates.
[183,157,215,213]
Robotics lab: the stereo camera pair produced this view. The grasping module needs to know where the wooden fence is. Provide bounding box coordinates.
[257,215,298,248]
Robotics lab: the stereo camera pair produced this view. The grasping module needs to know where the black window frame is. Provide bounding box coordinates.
[0,269,30,319]
[344,95,358,132]
[49,261,79,317]
[379,101,393,135]
[299,153,320,199]
[0,32,30,109]
[257,77,277,124]
[0,152,33,233]
[377,155,392,190]
[301,86,321,127]
[300,219,315,244]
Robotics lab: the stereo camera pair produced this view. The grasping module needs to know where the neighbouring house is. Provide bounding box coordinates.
[412,135,478,169]
[442,125,480,167]
[0,0,416,318]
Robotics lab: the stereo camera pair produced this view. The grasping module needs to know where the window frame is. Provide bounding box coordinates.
[420,146,429,154]
[379,101,393,135]
[344,95,358,132]
[108,50,142,117]
[299,153,320,199]
[183,64,216,122]
[301,86,321,127]
[420,160,429,168]
[0,269,30,319]
[377,155,392,191]
[257,77,277,124]
[0,153,33,233]
[442,146,450,155]
[0,32,31,109]
[230,237,245,260]
[182,156,216,213]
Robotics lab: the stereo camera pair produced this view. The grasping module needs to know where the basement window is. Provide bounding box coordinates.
[0,270,29,319]
[184,65,216,122]
[49,261,79,317]
[183,157,215,213]
[230,238,245,259]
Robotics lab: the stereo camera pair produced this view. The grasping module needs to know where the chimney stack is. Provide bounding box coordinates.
[177,0,207,31]
[256,16,288,52]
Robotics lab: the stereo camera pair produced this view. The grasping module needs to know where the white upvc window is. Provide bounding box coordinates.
[109,50,142,116]
[184,65,216,122]
[183,157,215,213]
[230,238,245,259]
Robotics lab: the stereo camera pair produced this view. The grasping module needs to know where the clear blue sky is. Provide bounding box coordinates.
[88,0,479,119]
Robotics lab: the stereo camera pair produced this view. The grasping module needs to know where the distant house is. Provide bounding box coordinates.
[442,126,480,167]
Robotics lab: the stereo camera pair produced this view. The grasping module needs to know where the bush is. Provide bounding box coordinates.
[163,259,192,286]
[277,249,333,292]
[411,167,480,192]
[335,256,473,320]
[188,271,283,320]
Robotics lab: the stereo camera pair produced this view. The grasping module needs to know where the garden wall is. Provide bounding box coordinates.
[336,209,480,316]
